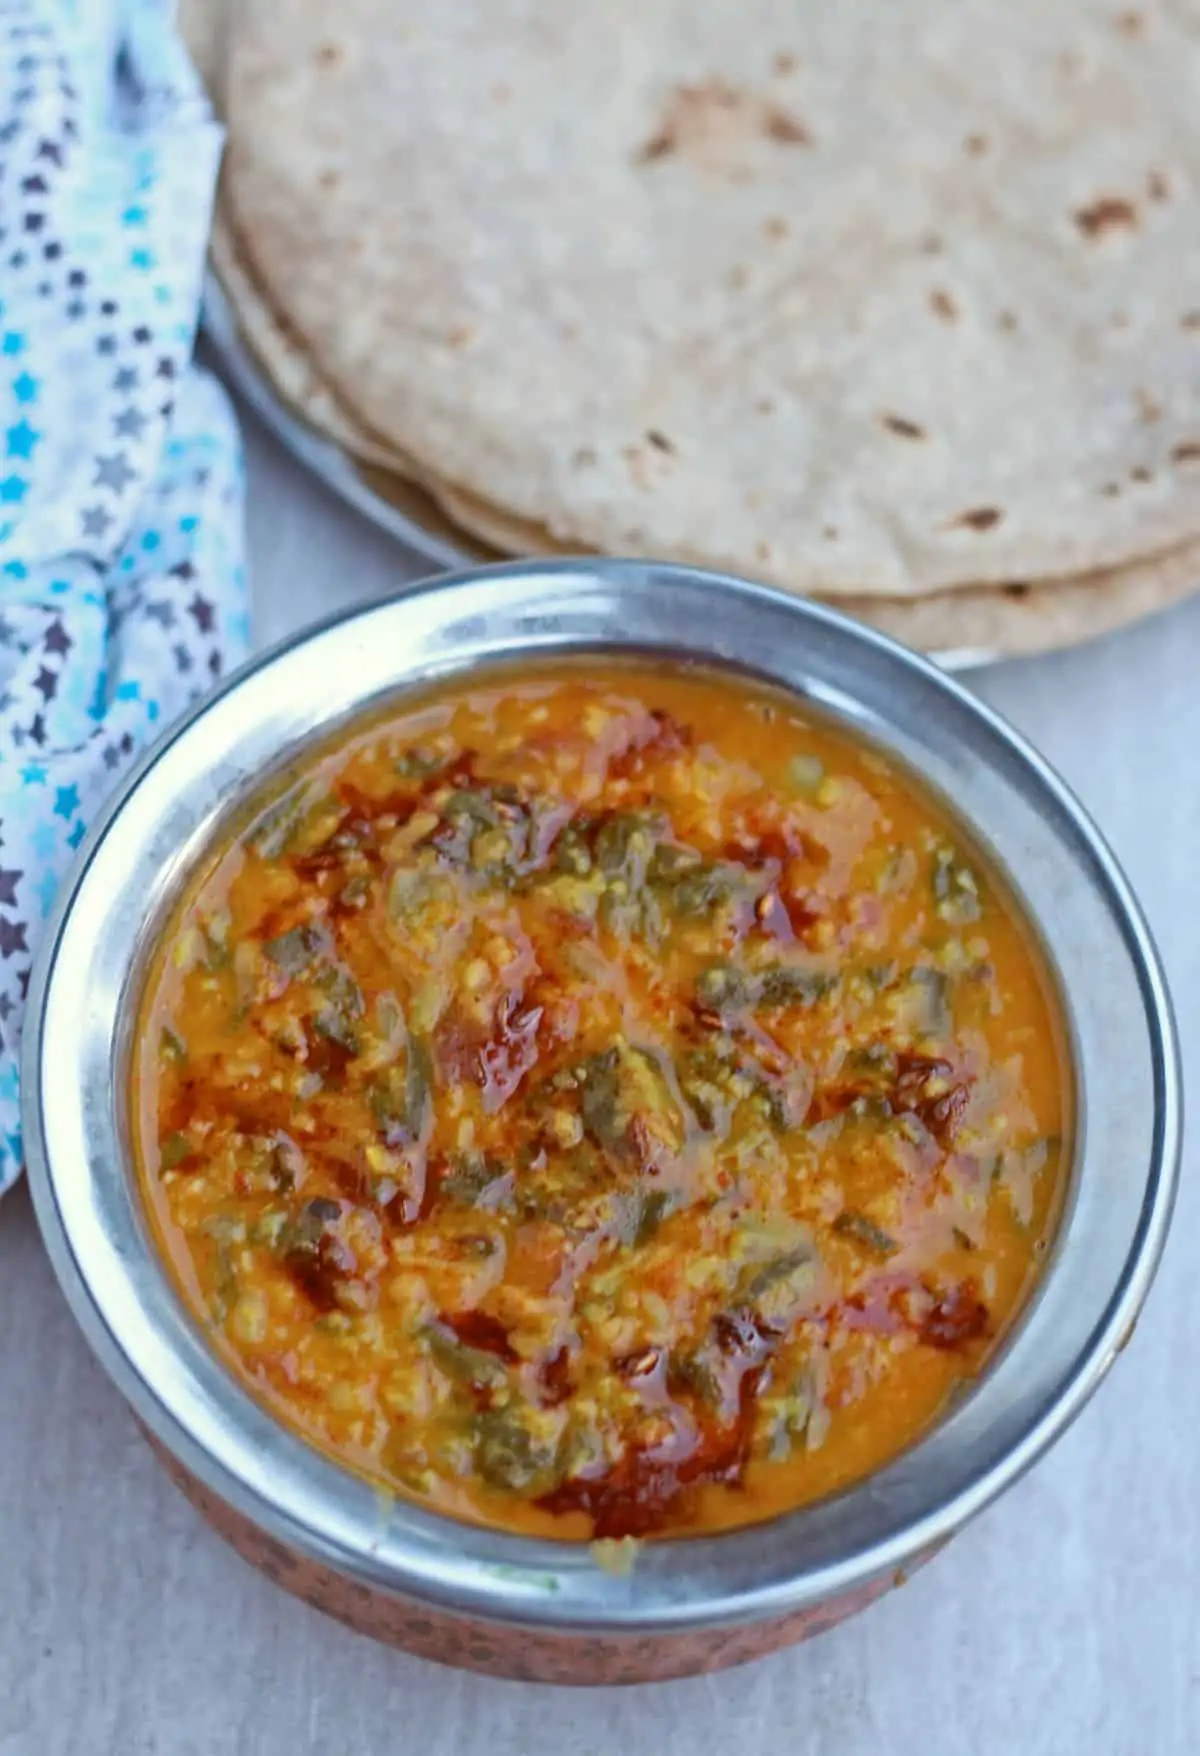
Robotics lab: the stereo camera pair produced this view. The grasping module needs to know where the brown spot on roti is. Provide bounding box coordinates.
[316,42,341,67]
[1074,197,1139,238]
[1003,583,1030,600]
[765,108,811,145]
[1130,465,1153,483]
[646,430,675,454]
[964,133,988,156]
[772,51,798,75]
[1136,391,1162,423]
[920,234,944,256]
[1182,311,1200,331]
[951,507,1003,532]
[1146,170,1170,203]
[756,397,776,415]
[636,131,674,164]
[823,526,840,541]
[1100,482,1121,497]
[880,414,927,440]
[929,288,958,322]
[318,168,340,191]
[1116,9,1144,33]
[996,311,1018,333]
[1171,442,1200,463]
[635,80,810,171]
[764,216,789,239]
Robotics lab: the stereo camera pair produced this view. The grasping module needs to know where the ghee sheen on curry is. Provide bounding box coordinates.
[134,661,1068,1541]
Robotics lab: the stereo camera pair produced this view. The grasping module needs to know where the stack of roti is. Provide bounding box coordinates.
[185,0,1200,657]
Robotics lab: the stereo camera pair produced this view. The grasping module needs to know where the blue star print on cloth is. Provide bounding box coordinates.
[0,0,249,1192]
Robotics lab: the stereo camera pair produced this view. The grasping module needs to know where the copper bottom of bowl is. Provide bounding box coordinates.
[147,1434,935,1684]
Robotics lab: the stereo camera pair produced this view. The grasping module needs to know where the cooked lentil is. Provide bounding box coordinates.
[134,661,1068,1539]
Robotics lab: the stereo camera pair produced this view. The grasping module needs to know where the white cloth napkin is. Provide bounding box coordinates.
[0,0,248,1193]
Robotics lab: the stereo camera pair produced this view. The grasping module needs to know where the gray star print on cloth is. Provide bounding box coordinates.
[93,450,136,493]
[0,0,250,1193]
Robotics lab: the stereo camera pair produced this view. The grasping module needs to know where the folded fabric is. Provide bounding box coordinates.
[0,0,249,1194]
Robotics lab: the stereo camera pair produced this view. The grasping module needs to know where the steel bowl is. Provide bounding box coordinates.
[23,560,1181,1684]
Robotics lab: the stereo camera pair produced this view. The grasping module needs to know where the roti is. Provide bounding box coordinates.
[213,0,1200,597]
[208,202,1200,658]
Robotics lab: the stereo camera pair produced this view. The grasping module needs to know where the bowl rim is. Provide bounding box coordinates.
[23,558,1182,1636]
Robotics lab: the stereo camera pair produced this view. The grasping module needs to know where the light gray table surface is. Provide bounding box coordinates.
[2,400,1197,1756]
